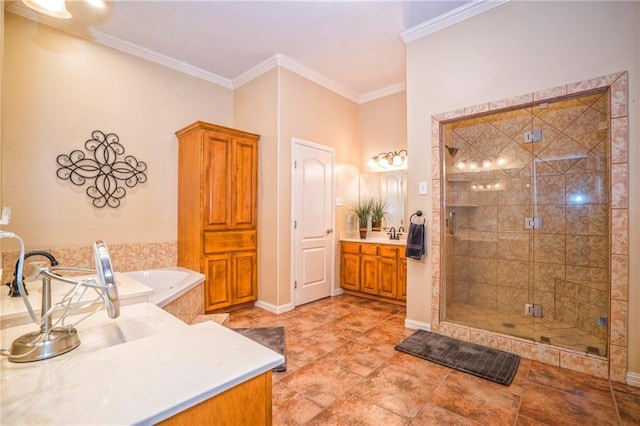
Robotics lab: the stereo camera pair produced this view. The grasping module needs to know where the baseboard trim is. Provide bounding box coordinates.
[405,318,431,331]
[627,371,640,387]
[332,287,344,296]
[254,300,294,314]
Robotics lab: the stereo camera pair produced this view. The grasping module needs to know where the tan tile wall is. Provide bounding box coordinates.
[432,72,629,382]
[1,241,177,279]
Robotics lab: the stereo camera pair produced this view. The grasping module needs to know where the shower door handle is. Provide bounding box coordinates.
[448,211,456,235]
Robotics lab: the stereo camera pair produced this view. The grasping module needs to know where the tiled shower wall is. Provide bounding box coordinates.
[443,92,610,337]
[431,72,629,382]
[1,241,177,279]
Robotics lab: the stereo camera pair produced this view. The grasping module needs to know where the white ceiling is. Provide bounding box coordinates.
[7,0,505,102]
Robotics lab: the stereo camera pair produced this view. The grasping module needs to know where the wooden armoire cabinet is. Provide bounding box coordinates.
[176,121,259,312]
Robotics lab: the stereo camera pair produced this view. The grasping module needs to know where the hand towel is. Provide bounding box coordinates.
[405,223,426,260]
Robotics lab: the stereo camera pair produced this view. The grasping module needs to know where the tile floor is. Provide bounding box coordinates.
[445,302,608,356]
[228,294,640,425]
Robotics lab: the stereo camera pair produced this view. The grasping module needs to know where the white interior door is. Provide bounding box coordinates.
[292,138,334,306]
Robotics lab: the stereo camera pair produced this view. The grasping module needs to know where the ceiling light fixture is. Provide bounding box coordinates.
[22,0,71,18]
[368,149,408,171]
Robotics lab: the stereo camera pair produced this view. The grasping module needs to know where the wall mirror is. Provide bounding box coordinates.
[359,171,407,230]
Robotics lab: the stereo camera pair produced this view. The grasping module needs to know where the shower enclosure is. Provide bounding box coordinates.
[442,90,610,356]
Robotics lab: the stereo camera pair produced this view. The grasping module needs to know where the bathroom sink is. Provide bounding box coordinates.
[0,273,153,329]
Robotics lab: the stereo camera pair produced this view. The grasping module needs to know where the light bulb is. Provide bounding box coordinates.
[483,160,491,168]
[456,161,465,170]
[23,0,71,18]
[497,157,507,166]
[469,162,477,170]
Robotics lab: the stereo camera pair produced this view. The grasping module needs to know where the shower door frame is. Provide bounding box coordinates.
[431,71,629,382]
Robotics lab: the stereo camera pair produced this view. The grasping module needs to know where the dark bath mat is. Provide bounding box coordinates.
[395,330,519,386]
[233,326,286,372]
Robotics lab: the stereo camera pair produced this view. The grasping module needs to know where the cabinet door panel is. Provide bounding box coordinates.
[204,254,231,310]
[340,253,360,291]
[234,251,257,303]
[378,257,398,298]
[204,133,232,229]
[399,258,407,301]
[233,139,258,229]
[361,255,378,295]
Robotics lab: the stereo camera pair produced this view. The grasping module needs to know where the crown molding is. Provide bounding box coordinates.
[7,2,233,89]
[358,82,405,104]
[234,54,360,103]
[401,0,509,44]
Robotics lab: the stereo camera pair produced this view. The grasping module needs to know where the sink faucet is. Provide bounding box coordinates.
[6,251,59,297]
[398,226,405,238]
[388,227,399,240]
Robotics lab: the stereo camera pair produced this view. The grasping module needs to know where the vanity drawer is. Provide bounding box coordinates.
[341,242,361,254]
[361,244,378,256]
[204,230,256,253]
[378,246,399,258]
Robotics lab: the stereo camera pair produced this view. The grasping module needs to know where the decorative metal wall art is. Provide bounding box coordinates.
[57,130,148,208]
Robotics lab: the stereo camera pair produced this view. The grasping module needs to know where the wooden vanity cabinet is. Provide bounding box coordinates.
[176,121,259,312]
[340,241,406,304]
[340,242,361,291]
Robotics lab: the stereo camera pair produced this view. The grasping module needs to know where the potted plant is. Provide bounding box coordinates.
[349,198,373,239]
[370,198,388,232]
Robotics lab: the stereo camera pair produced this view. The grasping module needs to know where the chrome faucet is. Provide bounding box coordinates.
[6,251,59,297]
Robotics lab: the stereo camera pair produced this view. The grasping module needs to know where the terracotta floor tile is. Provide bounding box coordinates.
[515,415,549,425]
[279,357,363,407]
[526,360,613,407]
[308,393,408,426]
[429,372,520,426]
[519,382,618,426]
[226,294,625,425]
[272,382,324,425]
[349,365,438,418]
[334,312,380,333]
[411,403,482,425]
[614,390,640,425]
[386,352,451,384]
[324,341,393,377]
[285,336,332,366]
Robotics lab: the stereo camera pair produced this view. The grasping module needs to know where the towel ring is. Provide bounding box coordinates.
[410,210,425,224]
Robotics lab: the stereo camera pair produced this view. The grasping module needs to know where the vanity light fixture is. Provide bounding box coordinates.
[22,0,105,18]
[22,0,71,18]
[368,149,408,171]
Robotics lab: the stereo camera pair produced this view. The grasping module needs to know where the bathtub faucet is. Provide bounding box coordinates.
[6,251,59,297]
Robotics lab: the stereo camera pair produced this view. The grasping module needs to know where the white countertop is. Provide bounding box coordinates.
[340,237,407,246]
[0,272,154,329]
[0,303,284,425]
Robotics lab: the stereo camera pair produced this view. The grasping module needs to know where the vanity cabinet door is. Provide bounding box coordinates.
[360,254,379,295]
[233,251,257,304]
[341,252,361,291]
[204,251,256,311]
[378,256,398,299]
[398,257,407,301]
[204,254,232,311]
[203,131,232,230]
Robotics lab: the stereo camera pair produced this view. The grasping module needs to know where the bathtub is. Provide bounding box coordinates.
[124,267,205,308]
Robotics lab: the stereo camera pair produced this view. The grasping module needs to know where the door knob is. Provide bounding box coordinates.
[326,229,333,234]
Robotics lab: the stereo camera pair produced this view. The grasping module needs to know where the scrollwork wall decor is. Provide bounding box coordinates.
[56,130,148,208]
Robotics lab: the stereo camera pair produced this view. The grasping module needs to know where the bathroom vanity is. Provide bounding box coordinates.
[340,239,407,304]
[0,303,283,424]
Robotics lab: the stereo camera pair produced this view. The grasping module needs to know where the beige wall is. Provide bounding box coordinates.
[233,68,280,305]
[234,67,359,308]
[279,68,359,305]
[2,14,233,251]
[406,1,639,374]
[358,91,407,172]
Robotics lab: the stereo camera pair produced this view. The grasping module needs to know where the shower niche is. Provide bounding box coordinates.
[441,90,611,356]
